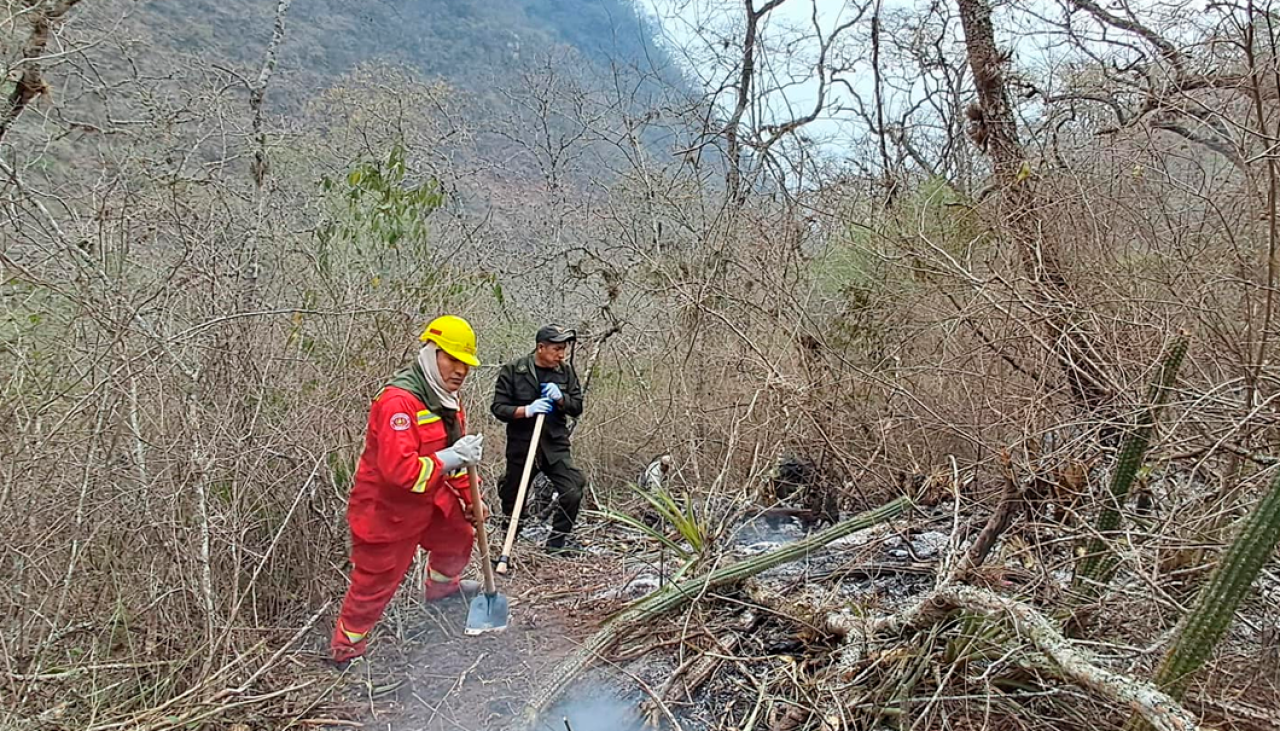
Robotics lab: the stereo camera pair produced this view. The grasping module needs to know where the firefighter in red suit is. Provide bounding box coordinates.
[330,315,488,666]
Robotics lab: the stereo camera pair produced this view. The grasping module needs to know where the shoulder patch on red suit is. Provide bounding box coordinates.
[390,412,411,431]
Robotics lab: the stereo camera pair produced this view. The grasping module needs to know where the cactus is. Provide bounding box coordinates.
[1073,335,1188,595]
[1126,468,1280,731]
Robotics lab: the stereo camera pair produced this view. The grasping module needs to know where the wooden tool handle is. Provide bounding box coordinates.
[467,466,497,596]
[496,412,545,574]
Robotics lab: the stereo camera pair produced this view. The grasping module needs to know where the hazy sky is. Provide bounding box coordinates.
[636,0,931,154]
[633,0,1217,159]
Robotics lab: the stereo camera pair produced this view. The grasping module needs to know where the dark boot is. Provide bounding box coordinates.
[545,532,585,556]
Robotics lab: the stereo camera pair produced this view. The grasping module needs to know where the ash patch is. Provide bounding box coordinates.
[730,512,809,552]
[537,677,646,731]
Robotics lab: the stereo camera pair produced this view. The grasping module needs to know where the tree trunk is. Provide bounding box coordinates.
[954,0,1113,417]
[724,0,790,208]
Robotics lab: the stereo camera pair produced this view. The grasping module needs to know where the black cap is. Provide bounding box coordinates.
[536,324,576,344]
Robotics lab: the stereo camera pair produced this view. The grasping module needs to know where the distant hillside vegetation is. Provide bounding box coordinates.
[134,0,687,108]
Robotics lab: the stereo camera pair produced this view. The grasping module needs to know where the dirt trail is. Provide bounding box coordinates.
[310,542,642,731]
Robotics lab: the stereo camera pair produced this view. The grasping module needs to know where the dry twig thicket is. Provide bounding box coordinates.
[2,0,1279,729]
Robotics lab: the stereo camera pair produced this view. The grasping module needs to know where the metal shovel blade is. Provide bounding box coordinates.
[464,591,509,636]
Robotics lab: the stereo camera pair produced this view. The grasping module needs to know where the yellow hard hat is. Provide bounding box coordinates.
[419,315,480,366]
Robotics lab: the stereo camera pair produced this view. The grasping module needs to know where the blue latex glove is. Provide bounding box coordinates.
[540,382,563,401]
[526,398,554,416]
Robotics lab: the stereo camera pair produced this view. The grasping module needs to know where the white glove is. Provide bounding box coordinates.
[435,434,484,472]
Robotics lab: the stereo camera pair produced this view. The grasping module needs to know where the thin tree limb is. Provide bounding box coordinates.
[0,0,86,143]
[1066,0,1187,79]
[242,0,293,310]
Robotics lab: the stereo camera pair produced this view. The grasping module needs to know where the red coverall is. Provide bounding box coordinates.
[331,386,476,663]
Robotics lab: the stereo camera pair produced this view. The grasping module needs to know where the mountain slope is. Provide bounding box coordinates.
[133,0,686,109]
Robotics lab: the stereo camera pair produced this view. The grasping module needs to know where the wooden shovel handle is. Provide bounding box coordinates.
[496,412,545,574]
[467,466,497,596]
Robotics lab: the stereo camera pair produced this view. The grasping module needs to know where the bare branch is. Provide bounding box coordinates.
[832,585,1208,731]
[1066,0,1188,79]
[0,0,87,142]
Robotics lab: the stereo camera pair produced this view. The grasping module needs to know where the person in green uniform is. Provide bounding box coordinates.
[489,324,586,554]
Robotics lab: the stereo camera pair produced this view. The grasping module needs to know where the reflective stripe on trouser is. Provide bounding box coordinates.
[331,507,475,662]
[423,554,468,601]
[338,620,367,644]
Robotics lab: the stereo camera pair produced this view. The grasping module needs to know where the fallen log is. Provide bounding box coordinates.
[512,496,912,730]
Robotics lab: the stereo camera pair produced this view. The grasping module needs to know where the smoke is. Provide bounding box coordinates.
[731,513,806,553]
[536,680,647,731]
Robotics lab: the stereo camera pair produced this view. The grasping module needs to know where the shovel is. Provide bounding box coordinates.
[496,412,545,575]
[464,464,508,636]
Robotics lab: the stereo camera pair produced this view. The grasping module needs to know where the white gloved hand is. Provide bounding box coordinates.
[435,434,484,472]
[453,434,484,463]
